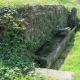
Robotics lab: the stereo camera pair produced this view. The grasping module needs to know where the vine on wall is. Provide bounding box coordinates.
[0,4,69,62]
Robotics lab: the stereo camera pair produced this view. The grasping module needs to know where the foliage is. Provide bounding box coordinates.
[0,4,69,53]
[26,74,46,80]
[0,0,77,8]
[26,73,55,80]
[0,26,36,69]
[0,4,69,77]
[0,66,55,80]
[0,67,22,80]
[0,0,79,79]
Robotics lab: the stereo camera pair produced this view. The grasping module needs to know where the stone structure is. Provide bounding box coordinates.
[35,27,76,68]
[0,5,69,53]
[71,7,77,28]
[34,68,74,80]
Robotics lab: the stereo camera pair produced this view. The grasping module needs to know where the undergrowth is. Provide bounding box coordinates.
[0,26,38,80]
[0,0,80,80]
[0,26,36,69]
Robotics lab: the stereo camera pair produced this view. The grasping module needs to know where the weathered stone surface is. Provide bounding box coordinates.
[35,68,74,80]
[56,27,71,36]
[0,5,69,55]
[60,45,72,59]
[52,59,64,69]
[36,27,76,68]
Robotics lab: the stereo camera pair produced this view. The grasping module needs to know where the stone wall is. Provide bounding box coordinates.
[0,5,69,53]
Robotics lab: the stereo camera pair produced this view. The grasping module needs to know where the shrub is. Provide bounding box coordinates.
[0,26,36,69]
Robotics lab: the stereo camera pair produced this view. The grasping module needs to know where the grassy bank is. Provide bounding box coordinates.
[0,0,80,19]
[60,31,80,80]
[0,0,78,8]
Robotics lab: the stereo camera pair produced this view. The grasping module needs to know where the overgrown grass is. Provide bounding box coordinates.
[0,0,78,8]
[60,31,80,80]
[0,0,80,19]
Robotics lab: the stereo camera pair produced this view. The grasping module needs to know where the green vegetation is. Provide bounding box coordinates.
[0,27,35,68]
[0,2,68,54]
[0,0,78,9]
[0,25,55,80]
[0,0,80,20]
[0,0,77,7]
[0,2,58,79]
[0,26,36,79]
[0,67,54,80]
[0,0,80,80]
[60,32,80,80]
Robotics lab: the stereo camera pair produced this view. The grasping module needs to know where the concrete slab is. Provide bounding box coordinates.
[35,68,74,80]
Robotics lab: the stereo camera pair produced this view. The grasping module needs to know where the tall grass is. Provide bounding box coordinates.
[0,0,78,7]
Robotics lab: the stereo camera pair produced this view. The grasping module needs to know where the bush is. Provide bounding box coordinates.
[0,26,36,69]
[0,67,22,80]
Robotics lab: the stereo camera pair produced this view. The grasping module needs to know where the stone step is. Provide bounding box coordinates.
[35,68,74,80]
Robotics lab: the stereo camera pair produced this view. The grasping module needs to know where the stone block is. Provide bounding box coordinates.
[35,68,74,80]
[36,27,76,68]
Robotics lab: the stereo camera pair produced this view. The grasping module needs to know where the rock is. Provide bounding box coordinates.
[56,27,71,36]
[35,68,74,80]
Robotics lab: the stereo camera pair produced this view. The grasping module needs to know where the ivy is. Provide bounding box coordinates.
[0,26,35,69]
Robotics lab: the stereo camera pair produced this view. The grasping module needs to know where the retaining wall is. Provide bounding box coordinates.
[0,5,69,53]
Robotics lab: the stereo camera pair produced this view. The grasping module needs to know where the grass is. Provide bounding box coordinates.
[0,0,80,80]
[60,31,80,79]
[0,0,78,8]
[0,0,77,6]
[0,0,80,19]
